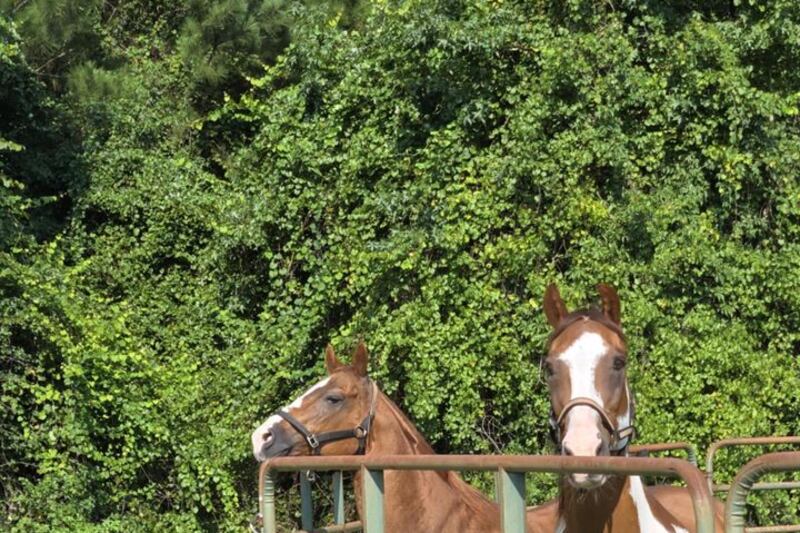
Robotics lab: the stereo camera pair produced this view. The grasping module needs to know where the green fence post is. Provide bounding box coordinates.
[261,471,277,533]
[497,468,525,533]
[300,471,314,531]
[685,445,698,467]
[360,466,384,533]
[725,452,800,533]
[332,471,345,524]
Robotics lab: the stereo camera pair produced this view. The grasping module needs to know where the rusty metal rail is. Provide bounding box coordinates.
[707,437,800,493]
[725,451,800,533]
[743,527,800,533]
[257,454,715,533]
[301,522,362,533]
[630,441,699,466]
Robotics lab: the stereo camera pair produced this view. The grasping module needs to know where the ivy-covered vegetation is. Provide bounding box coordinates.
[2,0,800,530]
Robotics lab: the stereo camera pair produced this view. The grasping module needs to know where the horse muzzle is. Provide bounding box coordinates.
[567,471,608,489]
[253,422,298,462]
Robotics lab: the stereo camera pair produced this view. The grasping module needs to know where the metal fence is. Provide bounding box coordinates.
[706,437,800,493]
[256,454,715,533]
[630,441,699,466]
[705,437,800,533]
[725,452,800,533]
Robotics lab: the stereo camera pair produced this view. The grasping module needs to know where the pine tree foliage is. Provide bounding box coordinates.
[178,0,292,98]
[3,0,304,106]
[0,0,105,82]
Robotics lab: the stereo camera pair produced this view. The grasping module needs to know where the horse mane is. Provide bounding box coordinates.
[548,308,626,347]
[377,391,497,512]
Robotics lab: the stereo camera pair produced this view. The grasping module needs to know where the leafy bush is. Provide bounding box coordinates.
[2,0,800,530]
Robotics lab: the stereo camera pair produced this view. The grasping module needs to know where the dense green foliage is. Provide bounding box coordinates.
[2,0,800,530]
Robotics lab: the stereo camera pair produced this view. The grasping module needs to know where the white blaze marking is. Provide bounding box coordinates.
[560,332,607,457]
[612,382,633,453]
[555,517,566,533]
[629,476,688,533]
[287,377,331,409]
[617,382,631,430]
[251,377,331,459]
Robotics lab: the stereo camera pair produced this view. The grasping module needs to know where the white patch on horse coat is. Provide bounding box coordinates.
[560,332,607,457]
[629,476,688,533]
[287,377,331,409]
[611,382,633,452]
[555,517,567,533]
[616,383,631,429]
[251,377,331,460]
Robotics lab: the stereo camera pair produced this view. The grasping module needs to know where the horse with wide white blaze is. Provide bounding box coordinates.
[541,283,725,533]
[251,341,554,532]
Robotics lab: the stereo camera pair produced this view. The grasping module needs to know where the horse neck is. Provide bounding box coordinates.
[365,392,435,456]
[352,392,499,531]
[558,475,638,532]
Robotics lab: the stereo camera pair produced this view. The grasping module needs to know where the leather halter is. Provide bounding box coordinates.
[276,380,378,455]
[547,314,636,455]
[548,396,636,455]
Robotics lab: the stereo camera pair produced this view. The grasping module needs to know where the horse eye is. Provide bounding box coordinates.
[543,362,555,379]
[325,395,344,405]
[613,357,626,371]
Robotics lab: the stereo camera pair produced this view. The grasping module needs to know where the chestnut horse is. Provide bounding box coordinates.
[540,283,725,533]
[251,342,551,532]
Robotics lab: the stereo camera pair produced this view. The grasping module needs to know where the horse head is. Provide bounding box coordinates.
[251,341,377,461]
[542,283,634,490]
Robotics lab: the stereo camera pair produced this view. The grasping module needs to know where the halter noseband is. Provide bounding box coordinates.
[548,396,636,455]
[547,314,636,455]
[276,380,378,455]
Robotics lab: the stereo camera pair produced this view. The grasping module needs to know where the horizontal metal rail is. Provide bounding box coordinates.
[706,437,800,493]
[302,522,363,533]
[714,481,800,492]
[744,526,800,533]
[725,451,800,533]
[630,441,699,466]
[257,454,715,533]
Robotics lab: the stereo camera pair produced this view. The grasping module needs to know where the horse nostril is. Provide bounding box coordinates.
[595,442,603,455]
[562,444,574,456]
[262,431,274,447]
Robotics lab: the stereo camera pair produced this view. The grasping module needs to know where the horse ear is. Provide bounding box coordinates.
[325,344,343,374]
[597,283,621,325]
[352,340,369,377]
[543,283,568,328]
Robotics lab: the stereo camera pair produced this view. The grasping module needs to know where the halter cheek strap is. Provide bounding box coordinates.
[276,381,378,455]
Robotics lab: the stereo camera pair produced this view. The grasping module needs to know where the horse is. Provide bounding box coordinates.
[539,283,725,533]
[251,341,551,532]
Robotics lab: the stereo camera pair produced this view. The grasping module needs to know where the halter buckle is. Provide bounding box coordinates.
[306,434,320,449]
[354,426,367,439]
[249,512,263,533]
